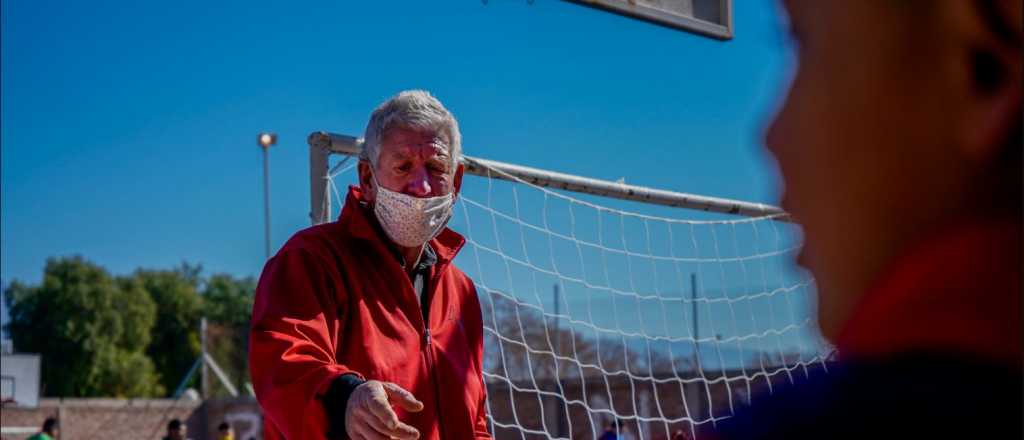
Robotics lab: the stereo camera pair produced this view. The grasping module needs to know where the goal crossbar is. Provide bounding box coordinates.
[307,131,787,225]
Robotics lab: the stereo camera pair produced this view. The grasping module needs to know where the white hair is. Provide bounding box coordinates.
[361,90,462,171]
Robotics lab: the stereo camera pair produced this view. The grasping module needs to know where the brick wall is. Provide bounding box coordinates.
[2,363,829,440]
[0,397,263,440]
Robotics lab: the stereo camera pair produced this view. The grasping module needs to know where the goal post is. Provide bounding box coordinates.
[307,131,831,440]
[307,131,786,226]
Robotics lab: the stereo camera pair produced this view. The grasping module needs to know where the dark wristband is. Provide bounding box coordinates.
[323,373,367,439]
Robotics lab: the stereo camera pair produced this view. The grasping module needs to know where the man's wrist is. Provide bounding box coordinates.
[323,373,367,438]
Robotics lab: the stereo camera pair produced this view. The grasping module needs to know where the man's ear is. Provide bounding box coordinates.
[958,0,1022,163]
[452,163,465,199]
[358,160,376,203]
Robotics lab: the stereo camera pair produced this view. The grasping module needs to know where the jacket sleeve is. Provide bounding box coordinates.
[467,281,494,440]
[474,377,492,440]
[250,248,360,440]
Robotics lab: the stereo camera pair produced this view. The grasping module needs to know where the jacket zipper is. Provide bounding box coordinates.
[423,266,448,440]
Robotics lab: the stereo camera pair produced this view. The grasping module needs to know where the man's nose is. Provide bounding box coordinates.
[404,168,432,197]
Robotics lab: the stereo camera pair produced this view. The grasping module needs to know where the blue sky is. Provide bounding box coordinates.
[2,0,811,359]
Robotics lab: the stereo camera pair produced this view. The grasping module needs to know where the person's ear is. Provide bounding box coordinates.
[957,0,1022,163]
[358,160,376,203]
[452,163,465,199]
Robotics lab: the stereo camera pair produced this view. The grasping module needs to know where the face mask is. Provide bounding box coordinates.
[372,175,454,247]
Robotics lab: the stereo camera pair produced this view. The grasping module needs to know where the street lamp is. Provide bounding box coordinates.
[258,133,277,260]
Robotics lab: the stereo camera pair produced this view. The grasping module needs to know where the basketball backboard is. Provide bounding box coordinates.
[565,0,733,40]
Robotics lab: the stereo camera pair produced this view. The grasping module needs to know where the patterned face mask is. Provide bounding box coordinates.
[372,174,454,248]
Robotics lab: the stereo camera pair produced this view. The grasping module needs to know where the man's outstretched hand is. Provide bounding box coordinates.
[345,380,424,440]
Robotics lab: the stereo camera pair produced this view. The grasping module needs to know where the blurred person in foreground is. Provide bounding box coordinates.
[714,1,1022,439]
[217,421,234,440]
[162,419,190,440]
[27,417,58,440]
[250,90,491,440]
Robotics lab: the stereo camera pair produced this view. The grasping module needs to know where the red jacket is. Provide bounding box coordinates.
[836,218,1021,365]
[250,186,491,440]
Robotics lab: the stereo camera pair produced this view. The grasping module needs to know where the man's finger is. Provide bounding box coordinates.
[390,421,420,440]
[362,409,419,440]
[347,428,367,440]
[383,382,425,412]
[362,407,402,437]
[367,394,402,430]
[352,422,387,440]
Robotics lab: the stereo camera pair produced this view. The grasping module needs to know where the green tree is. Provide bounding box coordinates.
[203,273,255,326]
[133,264,203,395]
[202,273,256,395]
[3,256,163,397]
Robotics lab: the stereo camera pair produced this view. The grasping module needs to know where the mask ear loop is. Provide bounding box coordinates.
[368,166,392,207]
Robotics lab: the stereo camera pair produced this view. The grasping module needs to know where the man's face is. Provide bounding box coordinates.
[766,0,969,339]
[360,126,464,202]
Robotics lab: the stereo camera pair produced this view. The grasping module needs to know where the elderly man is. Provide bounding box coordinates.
[250,90,490,440]
[714,1,1021,439]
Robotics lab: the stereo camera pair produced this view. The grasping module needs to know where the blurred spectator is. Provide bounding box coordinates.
[714,1,1022,439]
[217,421,235,440]
[671,429,690,440]
[597,419,623,440]
[26,417,58,440]
[162,418,190,440]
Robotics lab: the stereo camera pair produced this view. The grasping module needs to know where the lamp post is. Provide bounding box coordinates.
[258,133,277,260]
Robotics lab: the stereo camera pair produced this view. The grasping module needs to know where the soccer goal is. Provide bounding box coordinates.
[308,132,833,440]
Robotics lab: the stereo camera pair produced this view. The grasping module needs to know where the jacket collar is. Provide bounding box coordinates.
[836,217,1021,367]
[338,185,465,266]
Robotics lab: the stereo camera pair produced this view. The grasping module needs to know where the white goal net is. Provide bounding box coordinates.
[310,133,834,440]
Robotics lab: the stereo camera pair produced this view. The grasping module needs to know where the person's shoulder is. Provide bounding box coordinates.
[445,263,471,283]
[714,353,1022,439]
[258,222,351,283]
[443,264,478,295]
[277,221,348,257]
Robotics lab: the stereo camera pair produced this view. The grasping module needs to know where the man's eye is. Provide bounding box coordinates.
[395,164,411,173]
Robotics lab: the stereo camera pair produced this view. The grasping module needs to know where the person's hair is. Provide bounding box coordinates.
[42,417,58,433]
[361,90,462,170]
[168,419,184,431]
[218,421,230,431]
